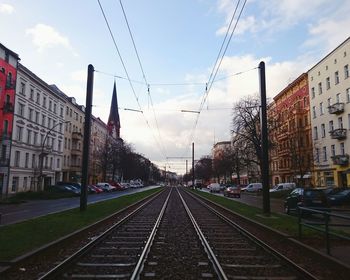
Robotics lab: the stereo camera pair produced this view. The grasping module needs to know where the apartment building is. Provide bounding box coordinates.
[270,73,313,186]
[0,43,19,196]
[309,37,350,187]
[89,116,109,183]
[9,64,67,193]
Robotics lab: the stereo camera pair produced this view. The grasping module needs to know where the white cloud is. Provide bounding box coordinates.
[26,24,76,54]
[0,3,14,14]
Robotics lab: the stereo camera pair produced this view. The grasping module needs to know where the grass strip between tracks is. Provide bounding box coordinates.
[191,189,337,239]
[0,188,161,261]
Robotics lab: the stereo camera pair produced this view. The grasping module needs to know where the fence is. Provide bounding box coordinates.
[297,206,350,255]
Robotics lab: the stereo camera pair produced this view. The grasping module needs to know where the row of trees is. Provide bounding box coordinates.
[91,137,162,184]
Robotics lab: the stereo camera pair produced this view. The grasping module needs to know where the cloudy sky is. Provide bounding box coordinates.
[0,0,349,174]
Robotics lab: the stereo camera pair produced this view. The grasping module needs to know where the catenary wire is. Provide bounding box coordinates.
[97,0,166,159]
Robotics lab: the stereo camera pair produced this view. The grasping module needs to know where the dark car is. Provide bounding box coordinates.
[223,185,241,198]
[327,189,350,206]
[284,188,329,214]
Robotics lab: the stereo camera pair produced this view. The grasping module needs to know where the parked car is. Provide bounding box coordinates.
[88,185,103,194]
[241,183,263,192]
[223,185,241,198]
[96,182,116,192]
[130,182,143,188]
[208,183,221,193]
[284,187,329,214]
[109,181,124,191]
[120,182,130,189]
[327,189,350,206]
[270,182,296,193]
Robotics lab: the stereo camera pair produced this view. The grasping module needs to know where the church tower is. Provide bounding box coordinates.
[107,81,121,138]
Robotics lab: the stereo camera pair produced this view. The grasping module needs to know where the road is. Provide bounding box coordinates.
[0,185,159,226]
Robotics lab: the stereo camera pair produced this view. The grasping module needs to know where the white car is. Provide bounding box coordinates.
[270,182,296,192]
[241,183,263,192]
[208,183,221,193]
[96,182,115,192]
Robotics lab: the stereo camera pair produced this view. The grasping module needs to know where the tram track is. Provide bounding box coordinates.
[3,186,344,279]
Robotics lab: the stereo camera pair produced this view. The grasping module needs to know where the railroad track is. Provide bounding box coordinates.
[38,187,317,279]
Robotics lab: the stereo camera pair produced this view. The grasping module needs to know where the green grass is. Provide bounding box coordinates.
[191,190,326,238]
[0,188,161,261]
[0,190,76,204]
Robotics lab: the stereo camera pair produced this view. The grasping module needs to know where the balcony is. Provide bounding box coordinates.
[72,131,83,140]
[331,154,349,165]
[2,102,14,113]
[71,148,82,156]
[330,128,347,140]
[5,80,15,90]
[0,132,11,141]
[328,103,345,114]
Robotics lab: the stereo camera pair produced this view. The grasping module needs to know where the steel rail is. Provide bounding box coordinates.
[38,189,168,279]
[185,189,319,280]
[176,188,228,280]
[130,188,172,279]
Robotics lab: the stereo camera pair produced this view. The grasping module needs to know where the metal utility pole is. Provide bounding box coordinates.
[192,142,195,188]
[80,64,94,212]
[259,61,270,215]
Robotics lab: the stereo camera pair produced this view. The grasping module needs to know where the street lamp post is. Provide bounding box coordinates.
[37,120,69,191]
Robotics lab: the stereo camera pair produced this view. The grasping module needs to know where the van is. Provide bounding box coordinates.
[241,183,262,192]
[270,182,296,192]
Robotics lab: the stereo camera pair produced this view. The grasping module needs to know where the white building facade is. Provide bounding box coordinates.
[309,37,350,187]
[8,64,67,193]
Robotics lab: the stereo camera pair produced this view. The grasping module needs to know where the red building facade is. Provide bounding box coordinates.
[0,43,19,195]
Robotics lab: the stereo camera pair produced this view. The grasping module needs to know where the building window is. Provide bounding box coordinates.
[338,117,343,129]
[329,120,334,132]
[16,126,23,142]
[60,107,63,117]
[318,82,322,94]
[42,115,46,126]
[326,77,330,89]
[312,106,316,118]
[36,92,40,104]
[25,153,29,168]
[320,102,324,115]
[14,151,20,167]
[331,145,336,157]
[18,103,25,117]
[323,146,327,162]
[321,124,325,138]
[345,64,349,79]
[27,129,32,144]
[327,97,332,107]
[43,96,46,107]
[340,143,345,155]
[30,88,34,100]
[20,82,26,95]
[34,132,38,146]
[336,93,341,103]
[316,148,320,163]
[313,126,318,140]
[335,71,339,84]
[57,158,60,168]
[23,177,28,191]
[32,154,36,168]
[49,100,52,111]
[3,120,9,135]
[11,177,19,192]
[347,88,350,103]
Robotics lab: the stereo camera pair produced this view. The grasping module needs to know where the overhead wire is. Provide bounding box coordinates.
[184,0,248,156]
[97,0,166,160]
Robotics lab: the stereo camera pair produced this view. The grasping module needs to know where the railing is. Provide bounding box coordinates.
[297,207,350,255]
[2,102,14,113]
[330,128,347,140]
[328,103,345,114]
[331,154,349,165]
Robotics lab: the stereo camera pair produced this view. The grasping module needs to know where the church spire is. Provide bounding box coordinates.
[107,81,121,138]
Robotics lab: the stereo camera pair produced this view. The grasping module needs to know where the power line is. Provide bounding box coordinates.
[184,0,248,156]
[97,0,166,160]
